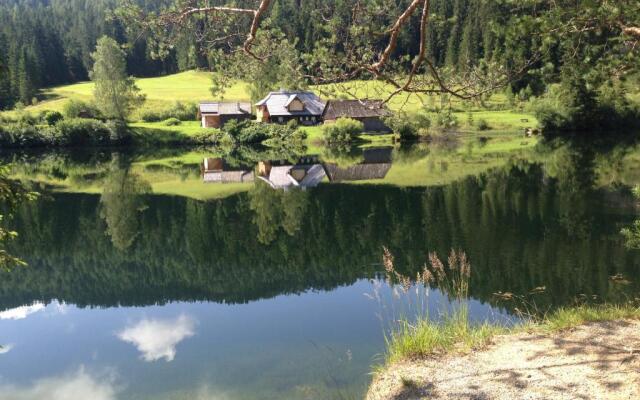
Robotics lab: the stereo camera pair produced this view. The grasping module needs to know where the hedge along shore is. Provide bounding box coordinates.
[368,305,640,400]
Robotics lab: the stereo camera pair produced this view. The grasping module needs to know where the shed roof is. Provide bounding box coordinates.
[199,102,252,115]
[322,100,392,120]
[255,90,325,116]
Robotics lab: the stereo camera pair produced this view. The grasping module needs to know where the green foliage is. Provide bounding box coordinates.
[100,167,152,251]
[210,29,307,102]
[475,119,490,131]
[43,111,63,126]
[0,118,130,148]
[532,79,640,134]
[434,110,459,130]
[0,164,36,271]
[162,117,181,126]
[621,186,640,250]
[384,112,431,140]
[322,118,364,144]
[56,118,113,146]
[0,123,56,147]
[222,119,305,145]
[62,99,101,119]
[90,36,145,120]
[191,129,229,145]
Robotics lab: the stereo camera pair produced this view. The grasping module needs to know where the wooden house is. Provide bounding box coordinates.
[198,102,252,128]
[322,100,392,133]
[255,90,325,125]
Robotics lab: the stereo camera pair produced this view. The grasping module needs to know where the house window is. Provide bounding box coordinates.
[278,117,284,123]
[311,116,316,122]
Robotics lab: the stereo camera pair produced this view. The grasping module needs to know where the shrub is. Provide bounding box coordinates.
[384,112,431,140]
[55,118,112,146]
[162,117,181,126]
[63,100,101,119]
[0,123,56,147]
[434,111,459,130]
[44,111,64,126]
[322,117,364,143]
[192,128,228,145]
[475,119,490,131]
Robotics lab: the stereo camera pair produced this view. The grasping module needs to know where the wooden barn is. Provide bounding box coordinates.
[198,102,252,128]
[322,100,392,133]
[255,90,325,125]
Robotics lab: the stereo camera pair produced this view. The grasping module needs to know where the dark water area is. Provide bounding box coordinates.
[0,140,639,399]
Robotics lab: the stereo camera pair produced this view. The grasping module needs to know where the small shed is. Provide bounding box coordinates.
[198,102,253,128]
[322,100,392,133]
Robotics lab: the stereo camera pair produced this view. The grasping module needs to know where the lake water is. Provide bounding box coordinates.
[0,139,639,399]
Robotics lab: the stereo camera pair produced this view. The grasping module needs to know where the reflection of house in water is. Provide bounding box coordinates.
[257,156,326,189]
[201,158,255,183]
[323,147,393,183]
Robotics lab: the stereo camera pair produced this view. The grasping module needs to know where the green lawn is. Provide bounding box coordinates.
[18,70,250,115]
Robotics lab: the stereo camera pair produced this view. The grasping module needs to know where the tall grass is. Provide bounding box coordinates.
[376,248,640,366]
[378,248,505,364]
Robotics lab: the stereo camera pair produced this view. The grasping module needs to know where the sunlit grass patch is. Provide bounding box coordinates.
[541,303,640,332]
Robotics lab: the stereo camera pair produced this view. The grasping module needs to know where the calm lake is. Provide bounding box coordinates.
[0,138,639,399]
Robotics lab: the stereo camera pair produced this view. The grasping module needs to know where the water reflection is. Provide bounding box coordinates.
[201,147,394,189]
[0,303,45,320]
[117,315,196,362]
[1,139,640,399]
[0,368,119,400]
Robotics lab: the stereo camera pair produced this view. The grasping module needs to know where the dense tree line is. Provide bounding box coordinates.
[0,0,177,109]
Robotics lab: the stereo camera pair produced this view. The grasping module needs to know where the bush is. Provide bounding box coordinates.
[139,102,198,122]
[162,117,181,126]
[384,112,431,140]
[44,111,64,126]
[63,100,101,119]
[0,123,56,147]
[192,128,229,145]
[475,119,490,131]
[55,118,112,146]
[322,117,364,143]
[434,111,459,130]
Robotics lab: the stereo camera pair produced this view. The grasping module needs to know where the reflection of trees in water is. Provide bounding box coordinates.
[1,152,639,311]
[248,181,310,244]
[622,187,640,249]
[100,161,152,251]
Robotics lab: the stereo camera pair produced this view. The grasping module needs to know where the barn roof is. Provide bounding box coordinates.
[255,90,325,116]
[322,100,392,120]
[199,102,252,116]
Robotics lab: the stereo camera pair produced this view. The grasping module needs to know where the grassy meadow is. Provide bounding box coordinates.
[4,70,539,137]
